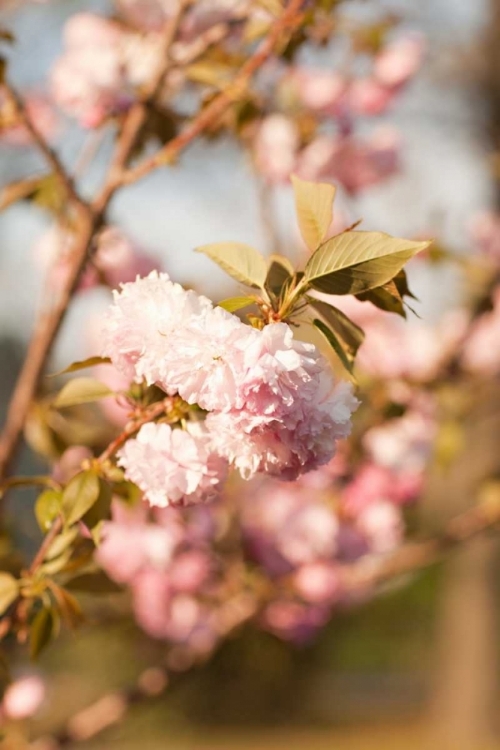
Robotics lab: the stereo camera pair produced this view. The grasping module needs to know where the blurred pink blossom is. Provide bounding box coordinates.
[1,675,46,720]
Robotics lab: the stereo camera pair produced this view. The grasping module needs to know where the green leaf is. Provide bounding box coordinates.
[53,377,113,409]
[356,269,419,318]
[48,356,111,378]
[304,231,431,295]
[45,527,78,561]
[30,607,58,659]
[218,296,256,313]
[66,572,122,594]
[195,242,268,289]
[307,298,365,358]
[312,318,355,376]
[82,479,112,531]
[0,573,19,615]
[291,175,336,252]
[49,585,84,629]
[61,471,100,527]
[265,254,294,298]
[35,490,63,533]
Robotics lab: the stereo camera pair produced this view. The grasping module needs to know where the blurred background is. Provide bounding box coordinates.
[2,0,500,748]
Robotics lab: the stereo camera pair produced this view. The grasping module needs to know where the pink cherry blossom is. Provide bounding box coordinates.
[117,422,227,507]
[1,675,46,720]
[254,114,299,183]
[297,128,400,194]
[101,270,213,383]
[374,34,425,89]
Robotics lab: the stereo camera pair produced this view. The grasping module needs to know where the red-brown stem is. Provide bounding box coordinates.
[97,398,175,463]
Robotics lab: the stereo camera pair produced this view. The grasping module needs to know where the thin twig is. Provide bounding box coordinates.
[1,83,87,213]
[97,398,176,463]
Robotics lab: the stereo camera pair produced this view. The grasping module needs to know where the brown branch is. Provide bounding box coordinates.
[28,516,64,576]
[116,0,306,188]
[1,83,87,212]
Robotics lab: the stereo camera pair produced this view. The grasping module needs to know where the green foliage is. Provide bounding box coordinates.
[61,470,100,527]
[53,377,113,408]
[291,174,336,252]
[218,296,256,312]
[307,298,365,375]
[265,255,294,299]
[195,242,268,289]
[82,479,112,533]
[0,573,19,615]
[35,489,63,532]
[304,231,430,295]
[30,606,59,659]
[356,270,418,318]
[313,318,355,376]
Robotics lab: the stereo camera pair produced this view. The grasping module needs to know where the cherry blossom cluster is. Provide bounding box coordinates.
[50,13,167,128]
[93,388,434,648]
[253,33,424,193]
[100,271,358,506]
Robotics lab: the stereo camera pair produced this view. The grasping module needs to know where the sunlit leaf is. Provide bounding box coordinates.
[82,479,112,531]
[307,298,365,358]
[61,471,100,527]
[195,242,267,289]
[291,175,336,252]
[35,490,63,533]
[304,231,431,295]
[45,527,78,561]
[53,377,113,409]
[30,607,58,659]
[312,318,355,377]
[218,296,256,313]
[265,254,294,298]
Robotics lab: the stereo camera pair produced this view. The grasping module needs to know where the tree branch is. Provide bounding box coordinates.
[1,83,87,213]
[115,0,306,188]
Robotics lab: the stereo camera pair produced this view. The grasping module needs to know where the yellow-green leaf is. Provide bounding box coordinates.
[304,231,431,295]
[61,471,100,527]
[307,298,365,358]
[0,573,19,615]
[30,607,58,659]
[195,242,267,289]
[218,296,256,313]
[265,254,294,298]
[312,318,355,377]
[35,489,63,533]
[291,175,336,252]
[53,377,113,409]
